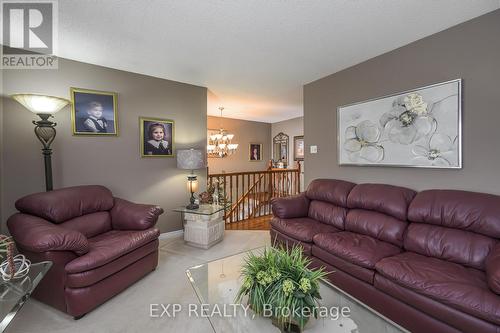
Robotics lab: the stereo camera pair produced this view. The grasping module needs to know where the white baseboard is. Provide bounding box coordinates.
[159,229,184,240]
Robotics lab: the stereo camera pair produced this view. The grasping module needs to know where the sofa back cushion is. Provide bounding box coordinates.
[345,184,416,247]
[306,179,355,229]
[405,223,496,270]
[486,244,500,294]
[60,212,112,238]
[15,185,114,224]
[306,179,356,207]
[347,183,416,221]
[408,190,500,238]
[407,189,500,270]
[346,209,408,247]
[308,201,347,229]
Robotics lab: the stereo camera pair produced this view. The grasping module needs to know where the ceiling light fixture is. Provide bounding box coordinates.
[207,107,238,158]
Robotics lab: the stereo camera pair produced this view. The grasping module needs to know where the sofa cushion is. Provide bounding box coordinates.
[60,212,112,238]
[305,179,356,207]
[374,274,500,333]
[270,229,312,255]
[375,252,500,325]
[65,228,160,273]
[347,183,416,221]
[485,243,500,294]
[345,209,407,247]
[270,217,339,243]
[66,239,158,288]
[313,232,401,269]
[15,185,114,223]
[312,245,375,284]
[308,200,347,230]
[408,189,500,238]
[404,223,496,270]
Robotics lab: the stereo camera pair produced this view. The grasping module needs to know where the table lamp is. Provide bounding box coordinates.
[10,93,71,191]
[177,149,205,209]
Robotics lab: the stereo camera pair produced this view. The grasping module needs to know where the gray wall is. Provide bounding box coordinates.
[207,116,271,174]
[304,9,500,194]
[271,116,303,168]
[1,58,207,233]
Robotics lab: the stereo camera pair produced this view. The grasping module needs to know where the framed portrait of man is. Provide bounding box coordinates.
[70,87,118,136]
[249,143,262,161]
[140,117,175,157]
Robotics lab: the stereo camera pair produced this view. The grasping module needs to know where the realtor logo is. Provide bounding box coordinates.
[1,0,58,68]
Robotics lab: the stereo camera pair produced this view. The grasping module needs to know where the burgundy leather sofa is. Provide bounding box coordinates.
[271,179,500,333]
[7,185,164,318]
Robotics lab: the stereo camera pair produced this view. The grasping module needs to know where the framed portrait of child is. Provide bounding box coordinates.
[70,87,118,136]
[140,117,175,157]
[249,143,262,161]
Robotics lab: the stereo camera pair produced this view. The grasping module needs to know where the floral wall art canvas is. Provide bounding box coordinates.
[337,79,462,168]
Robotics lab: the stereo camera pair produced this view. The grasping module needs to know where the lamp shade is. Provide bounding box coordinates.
[11,93,70,114]
[177,149,205,170]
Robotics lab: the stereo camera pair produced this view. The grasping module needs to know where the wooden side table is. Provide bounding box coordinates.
[173,204,228,249]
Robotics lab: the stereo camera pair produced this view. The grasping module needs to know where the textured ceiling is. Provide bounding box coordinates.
[58,0,500,122]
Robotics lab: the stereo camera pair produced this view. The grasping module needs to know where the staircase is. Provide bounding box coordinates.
[208,163,301,224]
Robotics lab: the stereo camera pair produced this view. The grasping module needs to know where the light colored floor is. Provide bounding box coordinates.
[7,230,270,333]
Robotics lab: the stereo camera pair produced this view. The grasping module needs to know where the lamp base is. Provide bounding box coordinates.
[186,203,200,210]
[186,193,199,210]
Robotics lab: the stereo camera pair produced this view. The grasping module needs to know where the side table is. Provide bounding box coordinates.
[173,204,228,249]
[0,261,52,332]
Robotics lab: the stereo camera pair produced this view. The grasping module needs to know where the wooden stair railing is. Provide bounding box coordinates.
[226,172,266,222]
[208,163,301,223]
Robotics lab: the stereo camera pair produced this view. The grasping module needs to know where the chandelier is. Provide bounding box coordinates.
[207,107,238,158]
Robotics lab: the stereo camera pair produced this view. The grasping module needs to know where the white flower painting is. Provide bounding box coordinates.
[337,79,462,168]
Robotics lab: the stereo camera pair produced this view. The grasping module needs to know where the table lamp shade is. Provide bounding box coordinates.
[177,149,205,170]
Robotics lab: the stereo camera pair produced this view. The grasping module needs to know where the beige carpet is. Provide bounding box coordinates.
[7,230,270,333]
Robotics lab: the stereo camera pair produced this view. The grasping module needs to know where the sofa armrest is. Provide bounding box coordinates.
[7,213,89,255]
[271,193,310,219]
[110,197,164,230]
[486,243,500,294]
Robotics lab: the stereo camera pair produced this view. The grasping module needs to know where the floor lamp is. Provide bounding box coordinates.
[11,94,71,191]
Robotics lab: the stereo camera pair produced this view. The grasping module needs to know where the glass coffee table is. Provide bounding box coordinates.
[0,261,52,332]
[186,248,407,333]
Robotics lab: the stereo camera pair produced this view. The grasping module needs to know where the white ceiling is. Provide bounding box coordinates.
[58,0,500,123]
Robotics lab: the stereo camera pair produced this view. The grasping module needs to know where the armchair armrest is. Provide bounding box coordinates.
[7,213,89,255]
[110,197,164,230]
[271,193,310,219]
[486,243,500,294]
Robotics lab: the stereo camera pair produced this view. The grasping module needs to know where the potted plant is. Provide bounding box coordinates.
[235,246,328,332]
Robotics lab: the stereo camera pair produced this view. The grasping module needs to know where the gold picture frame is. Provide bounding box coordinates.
[249,143,262,161]
[140,117,175,158]
[70,87,118,136]
[294,135,304,161]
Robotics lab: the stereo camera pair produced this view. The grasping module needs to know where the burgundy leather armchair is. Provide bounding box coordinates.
[7,185,164,318]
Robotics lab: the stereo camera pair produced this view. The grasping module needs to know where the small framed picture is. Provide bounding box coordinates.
[140,117,175,157]
[249,143,262,161]
[294,136,304,161]
[70,87,118,136]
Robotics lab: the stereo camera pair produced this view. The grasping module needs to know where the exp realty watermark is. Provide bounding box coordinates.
[1,0,58,69]
[150,303,351,321]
